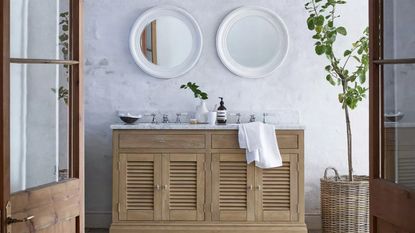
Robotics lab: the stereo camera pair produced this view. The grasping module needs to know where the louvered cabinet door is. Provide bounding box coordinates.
[211,153,255,221]
[162,154,205,221]
[119,153,162,221]
[255,154,299,222]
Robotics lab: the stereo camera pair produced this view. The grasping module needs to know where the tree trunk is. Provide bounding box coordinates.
[342,81,354,181]
[344,105,353,181]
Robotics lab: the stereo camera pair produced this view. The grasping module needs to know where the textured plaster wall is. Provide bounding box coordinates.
[84,0,368,228]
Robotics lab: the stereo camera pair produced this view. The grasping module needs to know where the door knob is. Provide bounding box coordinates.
[256,185,261,191]
[247,185,253,190]
[154,184,160,190]
[6,215,34,225]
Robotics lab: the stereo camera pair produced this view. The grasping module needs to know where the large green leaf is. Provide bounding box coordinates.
[315,45,326,55]
[314,15,325,26]
[307,17,315,30]
[336,26,347,36]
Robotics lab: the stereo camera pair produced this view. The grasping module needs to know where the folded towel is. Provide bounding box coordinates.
[238,122,282,169]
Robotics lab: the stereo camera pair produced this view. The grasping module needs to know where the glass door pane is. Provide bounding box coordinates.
[383,64,415,191]
[10,0,71,60]
[383,0,415,59]
[10,63,70,193]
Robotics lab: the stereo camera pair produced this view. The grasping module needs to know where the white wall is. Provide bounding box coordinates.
[84,0,369,229]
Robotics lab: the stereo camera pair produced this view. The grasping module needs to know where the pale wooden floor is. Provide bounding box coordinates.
[86,229,321,233]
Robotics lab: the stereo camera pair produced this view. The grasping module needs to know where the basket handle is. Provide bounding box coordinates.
[324,167,341,181]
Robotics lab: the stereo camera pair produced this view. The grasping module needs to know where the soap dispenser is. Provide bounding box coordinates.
[217,97,227,124]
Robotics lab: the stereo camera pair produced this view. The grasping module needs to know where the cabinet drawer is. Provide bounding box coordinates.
[119,133,206,149]
[211,133,299,149]
[278,134,300,149]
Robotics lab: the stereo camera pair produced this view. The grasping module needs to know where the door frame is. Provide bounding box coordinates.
[369,0,415,232]
[0,0,84,232]
[1,0,11,231]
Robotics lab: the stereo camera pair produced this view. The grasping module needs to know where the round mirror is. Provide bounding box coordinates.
[217,7,289,78]
[130,6,203,79]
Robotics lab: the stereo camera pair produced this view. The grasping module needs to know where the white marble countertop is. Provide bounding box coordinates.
[111,123,305,130]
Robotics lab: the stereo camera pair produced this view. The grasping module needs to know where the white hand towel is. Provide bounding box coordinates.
[238,122,282,169]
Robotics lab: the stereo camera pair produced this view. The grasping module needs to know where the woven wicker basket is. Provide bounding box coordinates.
[321,167,369,233]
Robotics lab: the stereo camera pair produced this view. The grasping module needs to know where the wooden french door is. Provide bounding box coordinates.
[1,0,84,232]
[369,0,415,232]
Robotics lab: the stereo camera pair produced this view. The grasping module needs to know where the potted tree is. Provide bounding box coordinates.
[304,0,369,232]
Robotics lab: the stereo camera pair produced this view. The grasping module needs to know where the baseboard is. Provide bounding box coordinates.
[305,213,321,231]
[110,224,308,233]
[86,211,321,231]
[86,211,112,228]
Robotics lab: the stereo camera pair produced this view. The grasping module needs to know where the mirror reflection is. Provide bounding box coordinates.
[10,64,70,193]
[227,16,279,68]
[139,16,193,68]
[383,64,415,191]
[11,0,70,60]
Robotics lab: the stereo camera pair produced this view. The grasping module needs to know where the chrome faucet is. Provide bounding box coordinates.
[144,113,158,124]
[263,113,269,124]
[175,113,182,123]
[229,113,242,124]
[236,113,241,124]
[249,114,256,123]
[175,113,188,123]
[162,114,169,123]
[151,113,157,124]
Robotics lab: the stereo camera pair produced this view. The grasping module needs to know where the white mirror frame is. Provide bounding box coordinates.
[129,6,203,79]
[217,6,289,79]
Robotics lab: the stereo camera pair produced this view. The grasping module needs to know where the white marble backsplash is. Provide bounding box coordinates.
[111,122,305,130]
[115,109,300,125]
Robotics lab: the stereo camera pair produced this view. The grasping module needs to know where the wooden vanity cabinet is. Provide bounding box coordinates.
[117,153,205,221]
[118,153,162,221]
[211,153,299,222]
[211,153,256,222]
[111,129,307,233]
[255,153,300,222]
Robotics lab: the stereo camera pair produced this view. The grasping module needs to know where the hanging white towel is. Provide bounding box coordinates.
[238,122,282,169]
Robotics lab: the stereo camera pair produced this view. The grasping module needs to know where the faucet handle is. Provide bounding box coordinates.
[162,114,169,123]
[175,112,188,123]
[249,114,256,123]
[144,113,158,124]
[262,112,275,124]
[230,113,242,124]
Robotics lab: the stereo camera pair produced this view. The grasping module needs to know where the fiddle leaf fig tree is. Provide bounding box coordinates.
[305,0,369,181]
